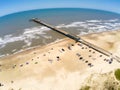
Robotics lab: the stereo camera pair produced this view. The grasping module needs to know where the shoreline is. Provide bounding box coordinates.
[0,30,120,90]
[1,29,120,59]
[0,38,69,59]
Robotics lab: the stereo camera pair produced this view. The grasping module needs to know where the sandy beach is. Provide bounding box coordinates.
[0,30,120,90]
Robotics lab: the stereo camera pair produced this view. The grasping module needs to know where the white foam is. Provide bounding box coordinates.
[0,26,51,49]
[56,19,120,32]
[86,20,102,23]
[0,54,5,58]
[56,19,120,34]
[107,19,119,22]
[23,26,50,35]
[12,49,17,52]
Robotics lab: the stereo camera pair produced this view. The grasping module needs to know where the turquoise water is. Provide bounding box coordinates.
[0,8,120,57]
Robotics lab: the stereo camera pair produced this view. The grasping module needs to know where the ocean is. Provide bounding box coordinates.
[0,8,120,57]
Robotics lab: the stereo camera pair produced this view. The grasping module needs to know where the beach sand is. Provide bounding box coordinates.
[0,30,120,90]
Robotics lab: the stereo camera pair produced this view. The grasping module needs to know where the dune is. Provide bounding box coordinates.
[0,30,120,90]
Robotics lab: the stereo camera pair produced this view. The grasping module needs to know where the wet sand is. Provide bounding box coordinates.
[0,30,120,90]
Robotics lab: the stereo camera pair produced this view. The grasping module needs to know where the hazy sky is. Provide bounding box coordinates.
[0,0,120,17]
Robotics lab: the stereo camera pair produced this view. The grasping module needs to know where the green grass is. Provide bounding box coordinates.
[118,87,120,90]
[114,69,120,81]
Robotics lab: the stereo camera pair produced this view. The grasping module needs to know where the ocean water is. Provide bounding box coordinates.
[0,8,120,57]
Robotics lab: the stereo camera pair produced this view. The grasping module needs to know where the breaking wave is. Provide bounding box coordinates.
[0,26,52,48]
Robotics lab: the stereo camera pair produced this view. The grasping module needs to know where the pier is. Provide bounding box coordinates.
[30,18,120,62]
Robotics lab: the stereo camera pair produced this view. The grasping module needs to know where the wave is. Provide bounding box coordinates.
[0,26,51,48]
[0,19,120,57]
[57,19,120,32]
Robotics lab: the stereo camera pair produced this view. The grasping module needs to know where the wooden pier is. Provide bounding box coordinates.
[30,18,120,62]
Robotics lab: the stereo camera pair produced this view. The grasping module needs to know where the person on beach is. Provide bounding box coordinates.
[56,56,60,61]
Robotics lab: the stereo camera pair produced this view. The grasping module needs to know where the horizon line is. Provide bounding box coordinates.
[0,7,120,18]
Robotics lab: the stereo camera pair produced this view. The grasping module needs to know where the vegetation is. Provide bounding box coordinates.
[118,87,120,90]
[114,69,120,81]
[80,86,90,90]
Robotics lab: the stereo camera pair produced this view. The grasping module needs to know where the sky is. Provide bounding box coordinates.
[0,0,120,17]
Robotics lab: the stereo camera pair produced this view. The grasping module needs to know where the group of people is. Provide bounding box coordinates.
[76,52,94,67]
